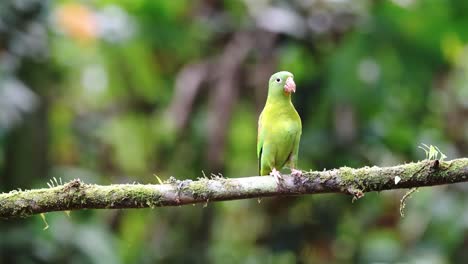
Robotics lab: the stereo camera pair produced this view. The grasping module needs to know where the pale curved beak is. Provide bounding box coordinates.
[284,76,296,93]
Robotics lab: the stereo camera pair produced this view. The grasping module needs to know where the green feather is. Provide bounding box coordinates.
[257,71,302,175]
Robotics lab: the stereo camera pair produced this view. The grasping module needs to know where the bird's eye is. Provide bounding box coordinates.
[275,78,281,83]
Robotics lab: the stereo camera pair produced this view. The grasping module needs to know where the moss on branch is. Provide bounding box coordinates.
[1,158,467,219]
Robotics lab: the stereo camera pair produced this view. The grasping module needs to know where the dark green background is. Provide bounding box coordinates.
[1,0,467,263]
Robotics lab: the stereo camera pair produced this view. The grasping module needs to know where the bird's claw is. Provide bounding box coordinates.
[291,169,302,177]
[175,179,192,204]
[270,168,282,184]
[175,182,183,204]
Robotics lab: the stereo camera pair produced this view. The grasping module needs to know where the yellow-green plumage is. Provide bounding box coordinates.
[257,71,302,176]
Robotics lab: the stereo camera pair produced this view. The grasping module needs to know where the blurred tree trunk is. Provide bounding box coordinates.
[2,61,53,191]
[3,105,49,189]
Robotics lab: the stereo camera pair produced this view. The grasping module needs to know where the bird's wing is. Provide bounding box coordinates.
[287,130,301,168]
[257,111,265,174]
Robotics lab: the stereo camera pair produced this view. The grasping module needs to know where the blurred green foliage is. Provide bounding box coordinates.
[0,0,467,263]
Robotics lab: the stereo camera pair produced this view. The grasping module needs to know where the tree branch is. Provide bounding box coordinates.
[1,158,467,219]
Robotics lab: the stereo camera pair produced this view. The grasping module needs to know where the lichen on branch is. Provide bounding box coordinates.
[0,158,467,219]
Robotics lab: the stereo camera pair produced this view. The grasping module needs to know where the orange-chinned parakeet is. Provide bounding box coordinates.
[257,71,302,181]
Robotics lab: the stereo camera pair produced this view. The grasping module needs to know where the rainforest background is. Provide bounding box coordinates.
[0,0,467,263]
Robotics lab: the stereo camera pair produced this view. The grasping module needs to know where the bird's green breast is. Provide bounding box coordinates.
[259,101,301,158]
[261,100,301,131]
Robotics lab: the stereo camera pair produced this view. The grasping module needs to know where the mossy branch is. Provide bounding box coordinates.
[1,158,467,219]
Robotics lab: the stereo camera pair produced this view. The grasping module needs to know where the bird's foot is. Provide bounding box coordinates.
[291,168,302,177]
[270,168,282,184]
[175,179,192,204]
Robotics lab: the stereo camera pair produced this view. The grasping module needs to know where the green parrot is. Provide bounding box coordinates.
[257,71,302,181]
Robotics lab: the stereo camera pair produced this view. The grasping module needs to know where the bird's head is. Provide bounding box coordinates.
[268,71,296,98]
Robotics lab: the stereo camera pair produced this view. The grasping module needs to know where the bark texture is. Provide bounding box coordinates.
[1,158,467,219]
